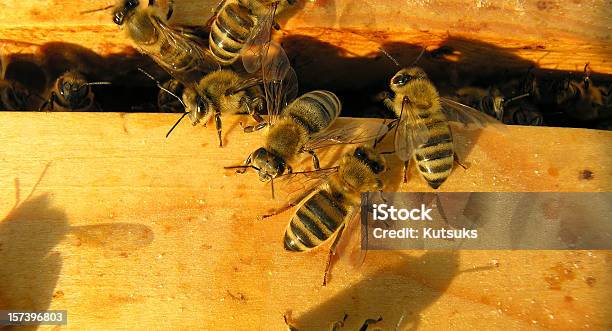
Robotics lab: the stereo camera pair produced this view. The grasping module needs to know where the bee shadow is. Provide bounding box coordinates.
[291,251,460,330]
[0,190,68,331]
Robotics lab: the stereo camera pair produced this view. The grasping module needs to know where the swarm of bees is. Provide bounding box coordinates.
[1,0,611,326]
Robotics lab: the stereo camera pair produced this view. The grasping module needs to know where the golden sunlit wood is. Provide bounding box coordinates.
[0,112,610,330]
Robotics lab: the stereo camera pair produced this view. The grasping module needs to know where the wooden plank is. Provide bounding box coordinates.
[0,112,610,330]
[0,0,611,78]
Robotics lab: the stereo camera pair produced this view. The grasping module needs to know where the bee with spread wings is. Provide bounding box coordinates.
[225,41,389,197]
[378,59,505,189]
[261,145,387,286]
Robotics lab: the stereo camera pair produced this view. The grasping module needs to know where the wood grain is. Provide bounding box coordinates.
[0,112,610,330]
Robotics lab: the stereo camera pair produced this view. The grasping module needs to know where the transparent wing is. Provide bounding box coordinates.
[304,121,390,151]
[262,41,298,125]
[394,96,430,161]
[241,2,278,73]
[151,17,220,84]
[328,205,366,279]
[440,97,506,130]
[276,167,339,203]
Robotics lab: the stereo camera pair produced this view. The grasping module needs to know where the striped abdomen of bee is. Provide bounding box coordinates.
[120,6,208,84]
[413,106,454,189]
[283,183,352,252]
[265,90,341,161]
[283,90,341,134]
[209,0,256,65]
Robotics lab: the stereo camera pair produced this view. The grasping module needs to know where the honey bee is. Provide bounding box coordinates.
[0,53,32,111]
[209,0,295,69]
[263,145,387,285]
[143,69,265,146]
[110,0,219,84]
[226,41,387,194]
[0,79,30,111]
[38,71,110,112]
[522,64,611,122]
[378,51,502,188]
[455,86,530,122]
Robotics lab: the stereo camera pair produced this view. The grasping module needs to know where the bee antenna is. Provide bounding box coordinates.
[80,5,114,15]
[166,112,190,138]
[583,62,591,89]
[84,81,112,86]
[270,177,275,199]
[223,165,261,171]
[138,68,186,109]
[378,47,401,68]
[410,45,426,66]
[503,93,530,106]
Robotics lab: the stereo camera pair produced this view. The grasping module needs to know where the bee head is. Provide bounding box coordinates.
[340,146,386,191]
[57,73,89,107]
[113,0,140,25]
[251,148,286,182]
[390,67,428,91]
[187,95,211,126]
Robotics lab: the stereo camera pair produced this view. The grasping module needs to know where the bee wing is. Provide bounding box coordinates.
[329,205,367,277]
[304,121,389,151]
[276,167,339,203]
[241,2,278,73]
[151,17,220,83]
[395,96,430,161]
[262,41,298,125]
[439,97,506,130]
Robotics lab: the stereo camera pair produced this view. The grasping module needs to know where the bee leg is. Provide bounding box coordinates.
[242,121,268,133]
[166,0,174,20]
[232,154,253,175]
[40,92,57,112]
[453,153,468,170]
[359,317,383,331]
[241,96,266,126]
[213,108,223,147]
[260,184,316,220]
[403,159,410,183]
[323,223,346,286]
[305,150,320,170]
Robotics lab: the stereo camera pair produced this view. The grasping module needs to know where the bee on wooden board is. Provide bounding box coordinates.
[262,144,388,285]
[225,41,388,196]
[140,68,266,146]
[208,0,296,69]
[38,71,111,112]
[377,48,504,189]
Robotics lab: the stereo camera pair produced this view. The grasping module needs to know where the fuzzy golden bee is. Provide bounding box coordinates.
[39,71,110,112]
[378,54,502,188]
[162,69,265,146]
[111,0,219,84]
[263,145,387,285]
[209,0,295,68]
